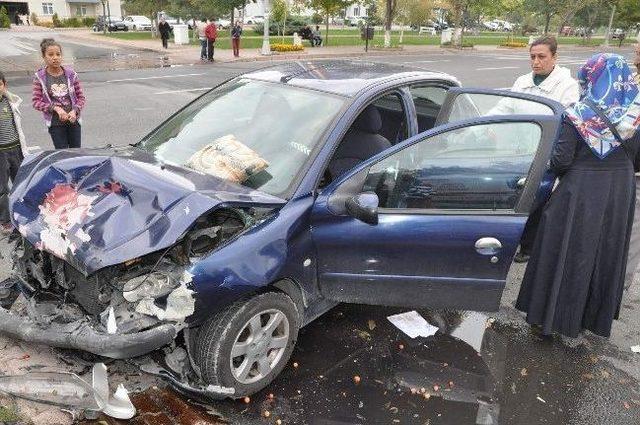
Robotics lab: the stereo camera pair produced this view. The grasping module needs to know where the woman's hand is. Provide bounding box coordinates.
[67,110,77,123]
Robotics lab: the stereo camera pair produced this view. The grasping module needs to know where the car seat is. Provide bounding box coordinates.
[327,105,392,180]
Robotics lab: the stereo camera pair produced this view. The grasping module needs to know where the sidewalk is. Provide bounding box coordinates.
[61,30,452,66]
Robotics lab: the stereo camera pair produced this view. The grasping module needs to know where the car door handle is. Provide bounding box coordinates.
[517,177,526,188]
[475,237,502,255]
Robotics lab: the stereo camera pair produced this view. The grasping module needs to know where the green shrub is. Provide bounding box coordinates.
[64,17,81,27]
[52,13,61,27]
[254,16,309,36]
[311,13,322,25]
[82,17,95,27]
[30,11,38,25]
[0,6,10,28]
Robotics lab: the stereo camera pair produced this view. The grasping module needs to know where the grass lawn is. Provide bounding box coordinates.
[102,30,635,49]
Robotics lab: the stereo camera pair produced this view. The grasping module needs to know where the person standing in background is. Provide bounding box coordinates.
[196,18,208,61]
[231,21,242,58]
[205,18,218,62]
[158,17,171,49]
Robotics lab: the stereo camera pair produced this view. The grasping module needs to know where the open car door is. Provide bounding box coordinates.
[310,89,564,311]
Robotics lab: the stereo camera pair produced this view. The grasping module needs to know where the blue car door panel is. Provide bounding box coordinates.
[311,89,563,311]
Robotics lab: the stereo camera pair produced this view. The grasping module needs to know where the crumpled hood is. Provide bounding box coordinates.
[9,146,285,275]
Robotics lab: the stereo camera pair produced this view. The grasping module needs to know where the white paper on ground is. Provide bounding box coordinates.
[631,345,640,353]
[386,311,439,339]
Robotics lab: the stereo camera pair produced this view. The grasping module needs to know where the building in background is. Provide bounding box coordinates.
[0,0,123,22]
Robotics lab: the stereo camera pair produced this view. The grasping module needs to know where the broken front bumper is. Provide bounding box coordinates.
[0,306,179,359]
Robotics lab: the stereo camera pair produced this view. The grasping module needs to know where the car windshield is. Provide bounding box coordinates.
[139,79,346,197]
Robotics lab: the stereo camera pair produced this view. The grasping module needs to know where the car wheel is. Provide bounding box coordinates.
[195,291,300,397]
[133,25,137,30]
[123,26,128,31]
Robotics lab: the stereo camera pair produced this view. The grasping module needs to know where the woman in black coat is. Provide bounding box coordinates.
[158,18,171,49]
[516,53,640,338]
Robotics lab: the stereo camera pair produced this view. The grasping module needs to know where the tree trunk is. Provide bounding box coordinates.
[399,28,404,44]
[325,13,329,45]
[282,8,287,42]
[544,13,551,34]
[384,0,395,48]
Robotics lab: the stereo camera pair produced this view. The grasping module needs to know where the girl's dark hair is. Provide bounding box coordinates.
[0,71,5,84]
[40,38,62,56]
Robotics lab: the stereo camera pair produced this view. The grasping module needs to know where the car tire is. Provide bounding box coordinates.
[123,26,128,31]
[133,25,137,31]
[194,291,300,397]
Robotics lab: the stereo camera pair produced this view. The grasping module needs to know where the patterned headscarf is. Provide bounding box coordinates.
[565,53,640,159]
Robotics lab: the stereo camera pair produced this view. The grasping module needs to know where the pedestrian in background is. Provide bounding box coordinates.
[231,21,242,58]
[516,53,640,339]
[32,38,85,149]
[312,25,323,46]
[624,44,640,291]
[205,18,218,62]
[196,18,208,61]
[492,36,580,263]
[158,17,171,49]
[0,71,27,234]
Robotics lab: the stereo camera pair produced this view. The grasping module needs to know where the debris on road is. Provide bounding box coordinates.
[0,363,136,420]
[387,311,438,339]
[631,345,640,353]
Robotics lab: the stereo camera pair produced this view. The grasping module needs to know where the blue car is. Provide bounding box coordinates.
[2,61,563,397]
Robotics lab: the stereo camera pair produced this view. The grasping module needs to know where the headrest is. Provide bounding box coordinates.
[353,105,382,133]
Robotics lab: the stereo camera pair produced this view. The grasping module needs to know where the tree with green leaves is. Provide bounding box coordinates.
[306,0,355,44]
[0,6,10,29]
[272,0,288,40]
[379,0,433,44]
[615,0,640,30]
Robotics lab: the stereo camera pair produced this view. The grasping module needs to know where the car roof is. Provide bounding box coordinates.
[242,60,459,97]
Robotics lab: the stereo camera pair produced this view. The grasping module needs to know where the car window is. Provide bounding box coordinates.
[409,85,449,132]
[448,93,554,122]
[362,121,542,210]
[371,93,408,143]
[139,79,346,198]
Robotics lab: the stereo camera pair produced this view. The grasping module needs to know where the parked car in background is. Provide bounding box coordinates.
[560,25,573,36]
[92,16,127,32]
[123,15,152,31]
[245,15,264,24]
[346,16,366,27]
[2,60,565,398]
[215,18,231,29]
[483,21,499,31]
[611,28,626,39]
[574,27,593,37]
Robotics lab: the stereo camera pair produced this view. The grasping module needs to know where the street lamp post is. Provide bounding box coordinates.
[261,0,271,55]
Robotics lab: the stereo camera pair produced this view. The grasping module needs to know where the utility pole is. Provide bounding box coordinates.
[604,4,616,47]
[261,0,271,55]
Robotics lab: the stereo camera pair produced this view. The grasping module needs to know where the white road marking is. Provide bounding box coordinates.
[106,73,205,83]
[476,66,520,70]
[155,87,211,95]
[404,59,451,64]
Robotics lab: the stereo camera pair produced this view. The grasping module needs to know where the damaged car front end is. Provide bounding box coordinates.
[2,145,285,375]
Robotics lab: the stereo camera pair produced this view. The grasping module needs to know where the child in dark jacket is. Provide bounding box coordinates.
[0,71,27,233]
[32,38,86,149]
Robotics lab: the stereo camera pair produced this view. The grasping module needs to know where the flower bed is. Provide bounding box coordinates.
[270,43,304,52]
[500,41,528,48]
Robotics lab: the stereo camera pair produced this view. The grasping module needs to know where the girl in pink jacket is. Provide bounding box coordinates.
[32,38,86,149]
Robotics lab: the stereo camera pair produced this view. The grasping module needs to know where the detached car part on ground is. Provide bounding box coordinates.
[0,61,564,398]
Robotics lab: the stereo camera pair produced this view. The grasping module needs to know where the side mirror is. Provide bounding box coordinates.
[346,192,379,225]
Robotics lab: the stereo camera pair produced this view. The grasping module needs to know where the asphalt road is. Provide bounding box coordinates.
[3,46,640,424]
[6,45,636,152]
